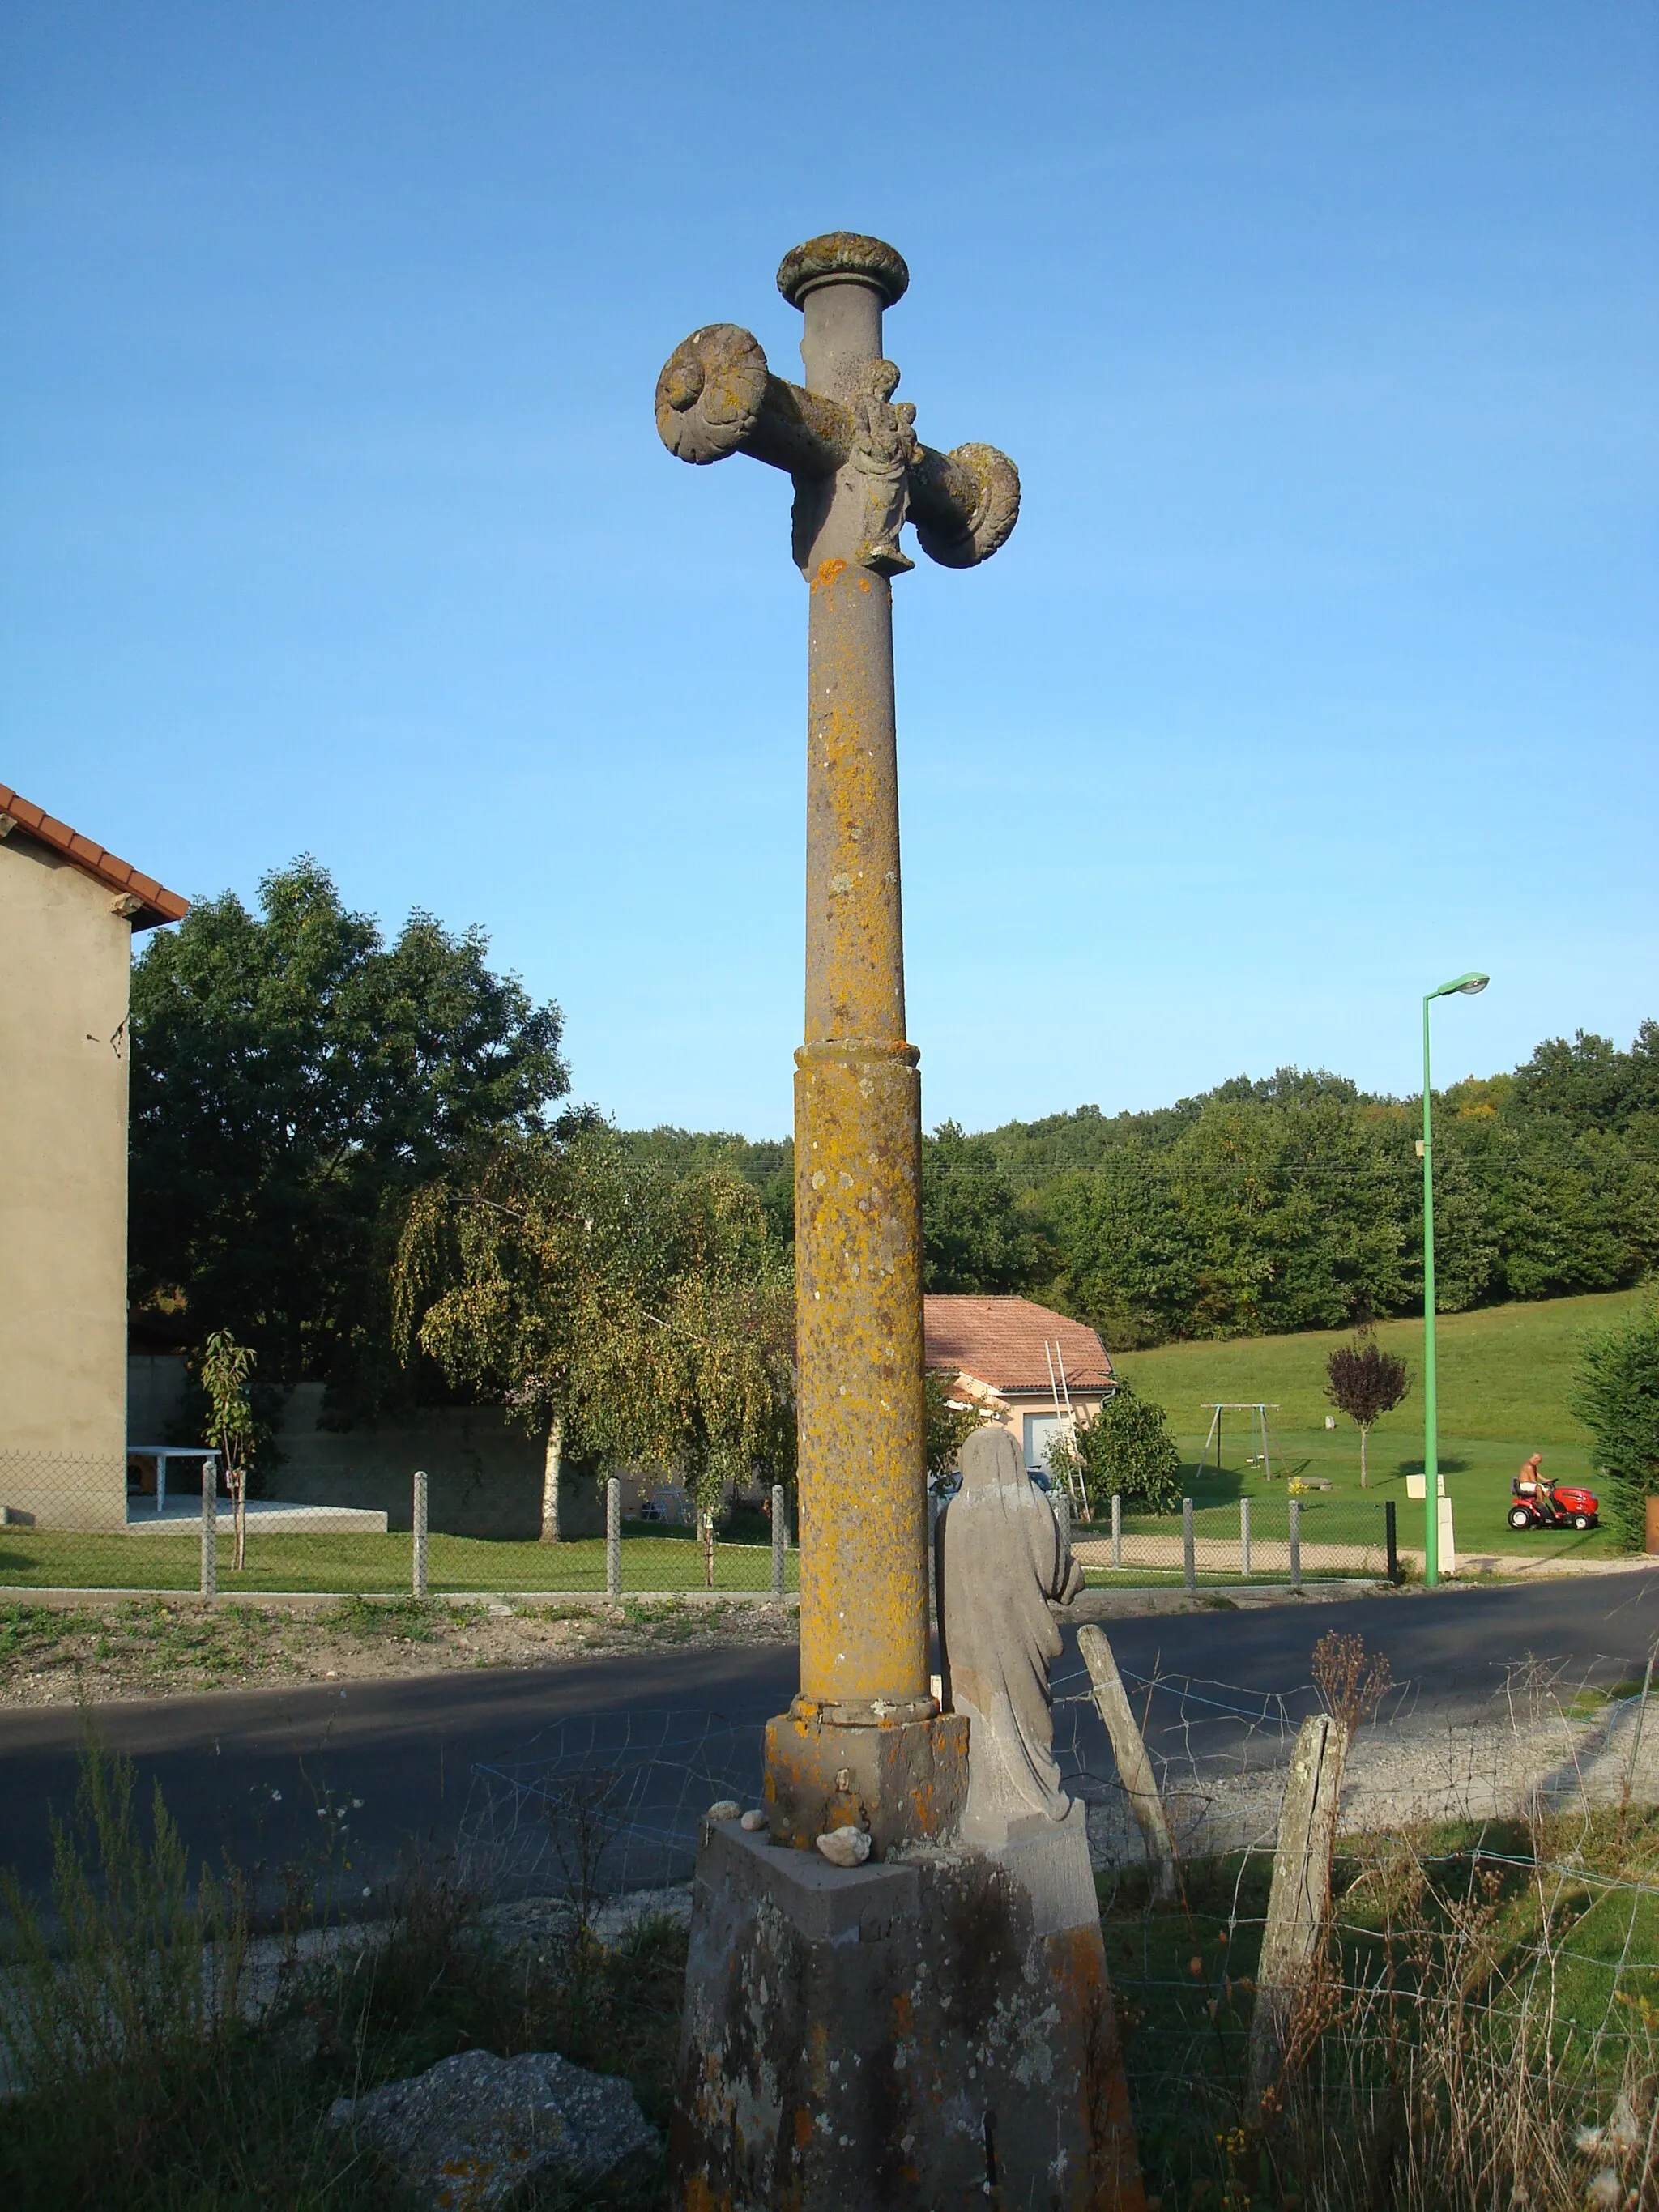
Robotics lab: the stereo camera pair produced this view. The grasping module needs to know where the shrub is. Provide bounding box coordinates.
[1572,1294,1659,1549]
[1078,1379,1183,1514]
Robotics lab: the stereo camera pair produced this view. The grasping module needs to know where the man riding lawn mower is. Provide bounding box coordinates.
[1508,1453,1599,1532]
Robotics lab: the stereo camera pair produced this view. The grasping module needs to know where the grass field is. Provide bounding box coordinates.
[1110,1286,1648,1562]
[0,1521,795,1596]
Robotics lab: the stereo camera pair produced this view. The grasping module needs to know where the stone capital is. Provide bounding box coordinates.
[775,232,910,309]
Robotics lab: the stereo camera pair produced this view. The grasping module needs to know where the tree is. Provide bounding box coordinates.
[199,1332,256,1571]
[590,1178,794,1583]
[395,1133,593,1541]
[1076,1380,1183,1515]
[1324,1334,1411,1489]
[921,1122,1043,1293]
[924,1370,982,1484]
[130,858,568,1409]
[395,1135,795,1575]
[1572,1298,1659,1550]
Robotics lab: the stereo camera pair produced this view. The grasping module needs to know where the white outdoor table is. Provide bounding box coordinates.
[127,1447,220,1515]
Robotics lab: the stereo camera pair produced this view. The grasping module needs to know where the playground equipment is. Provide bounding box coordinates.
[1197,1403,1283,1480]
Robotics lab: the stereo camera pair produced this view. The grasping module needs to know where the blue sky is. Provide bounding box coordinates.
[4,3,1654,1135]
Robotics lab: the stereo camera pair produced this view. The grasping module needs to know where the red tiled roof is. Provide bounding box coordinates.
[923,1295,1114,1396]
[0,784,188,931]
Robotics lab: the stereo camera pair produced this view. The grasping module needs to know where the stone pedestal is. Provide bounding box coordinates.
[762,1702,967,1856]
[671,1809,1146,2212]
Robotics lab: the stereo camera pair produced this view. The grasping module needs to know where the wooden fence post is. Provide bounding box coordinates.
[1077,1623,1178,1902]
[1247,1711,1350,2110]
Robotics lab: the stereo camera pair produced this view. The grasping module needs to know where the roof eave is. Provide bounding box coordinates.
[0,785,189,931]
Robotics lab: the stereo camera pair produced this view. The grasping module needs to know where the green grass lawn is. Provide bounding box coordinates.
[1112,1285,1644,1440]
[1108,1286,1646,1562]
[0,1521,796,1596]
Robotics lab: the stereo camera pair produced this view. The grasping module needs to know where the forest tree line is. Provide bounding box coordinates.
[625,1029,1659,1347]
[128,859,1657,1461]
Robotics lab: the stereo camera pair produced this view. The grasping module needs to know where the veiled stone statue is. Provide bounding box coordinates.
[937,1424,1085,1848]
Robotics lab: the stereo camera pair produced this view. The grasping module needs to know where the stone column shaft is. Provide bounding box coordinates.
[791,277,928,1722]
[652,235,1021,1855]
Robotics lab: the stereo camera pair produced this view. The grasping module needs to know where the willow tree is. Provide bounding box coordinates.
[394,1133,794,1558]
[575,1166,795,1581]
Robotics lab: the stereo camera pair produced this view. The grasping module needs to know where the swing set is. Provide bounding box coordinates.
[1196,1403,1284,1481]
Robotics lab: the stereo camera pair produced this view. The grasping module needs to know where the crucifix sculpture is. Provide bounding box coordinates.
[659,236,1145,2212]
[657,232,1019,1852]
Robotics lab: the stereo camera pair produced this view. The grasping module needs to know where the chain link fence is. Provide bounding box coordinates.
[455,1650,1658,2209]
[0,1456,798,1599]
[1060,1490,1395,1588]
[1,1452,1393,1599]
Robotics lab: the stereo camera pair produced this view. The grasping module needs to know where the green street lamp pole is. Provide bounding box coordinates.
[1421,972,1489,1588]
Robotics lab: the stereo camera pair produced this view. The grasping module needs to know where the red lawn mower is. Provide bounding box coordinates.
[1508,1473,1599,1532]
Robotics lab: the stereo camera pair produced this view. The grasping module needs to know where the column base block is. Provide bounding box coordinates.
[763,1706,967,1857]
[670,1803,1146,2211]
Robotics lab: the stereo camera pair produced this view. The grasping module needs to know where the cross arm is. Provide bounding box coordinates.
[655,322,1019,569]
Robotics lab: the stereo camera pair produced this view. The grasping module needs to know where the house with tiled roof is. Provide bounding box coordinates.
[923,1294,1116,1478]
[0,785,187,1531]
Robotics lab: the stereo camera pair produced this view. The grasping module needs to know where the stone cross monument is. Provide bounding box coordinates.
[656,233,1018,1856]
[658,236,1144,2212]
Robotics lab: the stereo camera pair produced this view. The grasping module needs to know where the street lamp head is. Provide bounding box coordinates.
[1431,972,1490,999]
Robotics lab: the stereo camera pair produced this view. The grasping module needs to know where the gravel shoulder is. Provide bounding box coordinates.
[0,1594,799,1707]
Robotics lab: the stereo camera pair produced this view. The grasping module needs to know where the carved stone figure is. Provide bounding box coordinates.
[847,359,918,573]
[938,1423,1085,1847]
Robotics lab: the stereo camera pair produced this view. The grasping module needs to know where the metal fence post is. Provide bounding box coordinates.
[412,1468,429,1600]
[606,1477,621,1601]
[1054,1486,1072,1559]
[1111,1491,1122,1571]
[1240,1494,1252,1579]
[1290,1498,1303,1591]
[200,1459,216,1600]
[1183,1496,1196,1591]
[771,1483,787,1598]
[1384,1498,1399,1583]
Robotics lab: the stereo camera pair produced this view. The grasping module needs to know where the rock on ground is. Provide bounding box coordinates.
[329,2048,657,2210]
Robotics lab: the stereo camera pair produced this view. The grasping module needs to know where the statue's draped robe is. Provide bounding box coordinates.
[937,1426,1085,1847]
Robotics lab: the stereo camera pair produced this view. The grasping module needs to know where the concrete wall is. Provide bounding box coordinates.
[0,837,133,1531]
[270,1383,608,1538]
[124,1361,605,1539]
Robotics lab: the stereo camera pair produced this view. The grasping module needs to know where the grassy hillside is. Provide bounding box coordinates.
[1109,1286,1649,1561]
[1111,1286,1645,1444]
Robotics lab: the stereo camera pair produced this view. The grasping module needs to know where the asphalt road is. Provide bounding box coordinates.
[1,1575,1653,1909]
